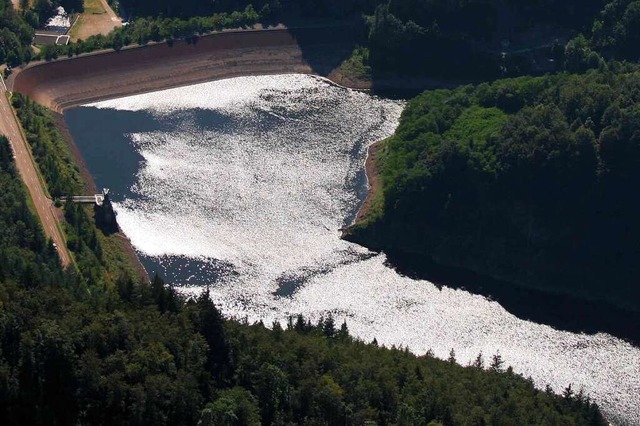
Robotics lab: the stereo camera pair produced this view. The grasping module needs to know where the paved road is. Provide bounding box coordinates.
[0,78,71,267]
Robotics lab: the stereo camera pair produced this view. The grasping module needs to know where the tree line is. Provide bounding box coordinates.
[0,0,34,66]
[345,68,640,312]
[0,104,607,425]
[4,0,639,83]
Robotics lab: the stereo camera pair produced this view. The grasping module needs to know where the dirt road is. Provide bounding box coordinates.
[0,78,71,267]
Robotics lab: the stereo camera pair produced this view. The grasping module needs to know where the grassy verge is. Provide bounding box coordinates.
[335,46,372,81]
[68,0,112,41]
[97,224,144,284]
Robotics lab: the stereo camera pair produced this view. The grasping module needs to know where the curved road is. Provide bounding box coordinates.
[0,78,71,267]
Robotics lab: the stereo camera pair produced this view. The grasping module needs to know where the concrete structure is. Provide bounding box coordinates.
[68,188,118,232]
[69,188,108,206]
[34,33,71,46]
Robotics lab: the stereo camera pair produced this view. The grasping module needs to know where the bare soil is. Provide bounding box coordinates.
[354,140,383,223]
[70,0,121,42]
[11,27,364,112]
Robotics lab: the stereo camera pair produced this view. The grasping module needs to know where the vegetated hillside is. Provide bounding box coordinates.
[345,69,640,312]
[17,0,629,83]
[1,0,87,67]
[590,0,640,61]
[3,0,634,83]
[111,0,608,79]
[364,0,605,79]
[116,0,379,20]
[0,134,605,425]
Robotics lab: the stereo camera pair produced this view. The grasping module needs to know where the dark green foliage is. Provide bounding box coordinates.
[0,0,34,66]
[198,386,261,426]
[347,70,640,311]
[0,1,627,423]
[37,6,263,60]
[224,319,605,425]
[364,0,608,79]
[591,0,640,60]
[192,288,232,386]
[24,0,613,82]
[11,93,110,285]
[0,98,607,425]
[117,0,377,20]
[0,135,62,287]
[11,93,81,198]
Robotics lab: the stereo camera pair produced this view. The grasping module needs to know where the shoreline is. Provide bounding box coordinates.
[9,26,459,287]
[17,27,640,343]
[10,27,368,112]
[10,27,369,284]
[353,139,384,224]
[52,112,150,282]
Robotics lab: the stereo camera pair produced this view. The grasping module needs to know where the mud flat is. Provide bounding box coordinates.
[11,27,361,112]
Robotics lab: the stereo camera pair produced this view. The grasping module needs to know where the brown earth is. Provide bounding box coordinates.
[69,0,122,42]
[354,139,383,224]
[10,27,365,112]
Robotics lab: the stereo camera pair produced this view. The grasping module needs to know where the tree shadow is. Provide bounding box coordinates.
[383,250,640,345]
[288,24,363,78]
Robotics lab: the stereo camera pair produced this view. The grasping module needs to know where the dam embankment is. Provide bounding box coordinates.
[11,27,362,112]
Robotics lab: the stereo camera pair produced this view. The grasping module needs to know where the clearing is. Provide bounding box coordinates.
[69,0,121,42]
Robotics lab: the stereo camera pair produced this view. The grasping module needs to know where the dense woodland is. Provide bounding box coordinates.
[1,0,640,424]
[345,69,640,312]
[0,0,34,66]
[0,117,604,424]
[111,0,608,79]
[4,0,640,80]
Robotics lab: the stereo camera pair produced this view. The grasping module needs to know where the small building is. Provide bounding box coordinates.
[33,6,72,46]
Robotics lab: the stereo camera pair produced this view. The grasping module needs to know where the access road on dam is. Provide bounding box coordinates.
[0,77,71,267]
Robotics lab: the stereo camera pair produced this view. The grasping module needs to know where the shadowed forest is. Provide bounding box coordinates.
[345,70,640,316]
[2,0,640,424]
[0,99,606,425]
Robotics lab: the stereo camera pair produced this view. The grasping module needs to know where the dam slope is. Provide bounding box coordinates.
[12,27,359,112]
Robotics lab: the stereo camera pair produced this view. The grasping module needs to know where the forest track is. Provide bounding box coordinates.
[0,77,71,267]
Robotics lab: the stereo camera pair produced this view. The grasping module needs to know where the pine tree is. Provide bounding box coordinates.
[195,288,232,385]
[472,352,484,369]
[490,352,504,372]
[322,313,336,338]
[448,348,456,364]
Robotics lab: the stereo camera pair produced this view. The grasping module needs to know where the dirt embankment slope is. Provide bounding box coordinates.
[12,27,362,112]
